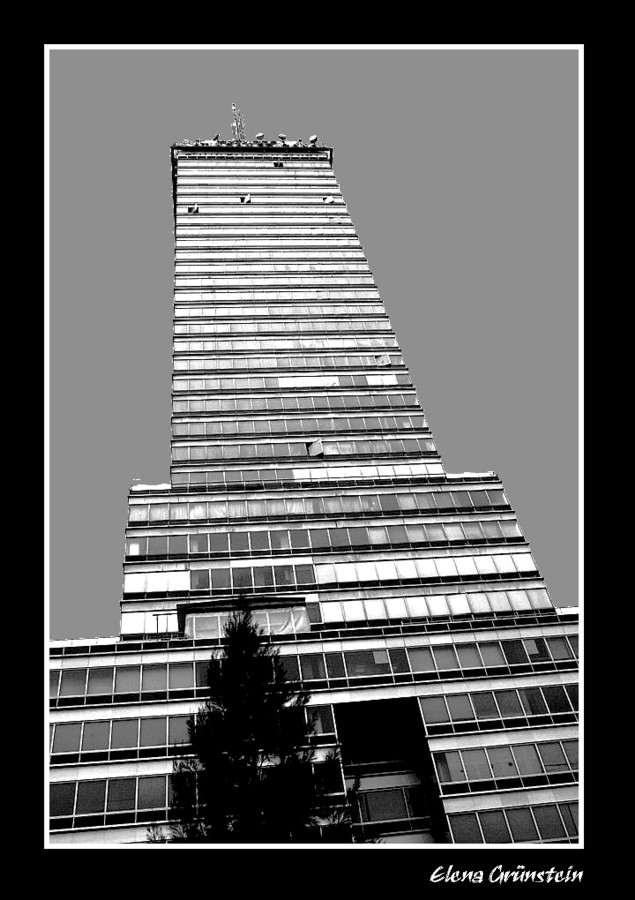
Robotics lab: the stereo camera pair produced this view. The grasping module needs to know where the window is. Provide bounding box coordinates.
[359,789,407,822]
[479,810,512,842]
[449,812,483,843]
[506,807,539,841]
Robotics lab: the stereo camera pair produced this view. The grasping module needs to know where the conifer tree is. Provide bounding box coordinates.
[149,602,351,842]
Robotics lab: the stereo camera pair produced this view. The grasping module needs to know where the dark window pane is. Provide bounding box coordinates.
[546,637,573,659]
[195,661,209,687]
[191,569,210,590]
[81,721,110,751]
[512,744,543,775]
[359,789,407,822]
[229,532,249,552]
[562,740,579,768]
[345,650,390,677]
[568,635,579,657]
[138,775,167,810]
[524,637,550,661]
[450,813,483,843]
[436,751,465,782]
[211,568,231,590]
[169,715,191,745]
[479,643,505,666]
[502,640,528,665]
[253,566,273,587]
[250,531,270,551]
[420,697,449,724]
[300,654,325,680]
[409,648,435,671]
[506,807,539,841]
[295,564,315,584]
[115,666,140,693]
[76,780,106,814]
[488,746,518,778]
[169,663,193,689]
[325,653,345,678]
[542,686,571,713]
[311,529,330,549]
[289,529,310,549]
[50,670,60,698]
[142,665,167,692]
[447,694,474,721]
[280,656,300,681]
[462,749,491,780]
[433,647,458,670]
[559,803,578,836]
[59,669,86,697]
[205,534,225,554]
[232,567,253,590]
[565,684,578,708]
[140,717,167,747]
[494,690,523,717]
[51,782,76,817]
[389,648,409,672]
[169,535,187,555]
[456,644,482,668]
[148,536,168,556]
[107,778,136,812]
[274,565,293,586]
[87,668,114,695]
[537,742,567,772]
[310,705,335,734]
[111,719,138,749]
[479,810,512,843]
[533,805,566,840]
[519,688,548,716]
[472,692,498,719]
[53,723,82,753]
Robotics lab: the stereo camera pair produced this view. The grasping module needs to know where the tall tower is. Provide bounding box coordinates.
[49,123,579,844]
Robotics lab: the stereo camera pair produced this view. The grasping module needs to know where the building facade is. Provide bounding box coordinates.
[49,129,579,845]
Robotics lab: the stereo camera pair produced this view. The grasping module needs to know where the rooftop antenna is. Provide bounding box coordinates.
[231,102,246,142]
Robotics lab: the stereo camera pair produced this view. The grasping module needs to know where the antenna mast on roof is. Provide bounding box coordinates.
[231,103,246,142]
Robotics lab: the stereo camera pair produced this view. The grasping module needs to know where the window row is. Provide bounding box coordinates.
[128,488,507,524]
[50,634,578,705]
[356,785,428,825]
[124,561,315,595]
[122,552,535,596]
[175,276,377,289]
[183,606,311,640]
[420,682,578,730]
[171,352,402,372]
[448,801,579,844]
[50,704,335,759]
[51,714,191,756]
[170,460,444,488]
[174,318,389,335]
[176,248,367,261]
[172,392,417,415]
[50,775,173,826]
[176,226,358,237]
[174,289,379,304]
[434,739,578,790]
[178,158,332,168]
[170,437,436,464]
[175,263,372,277]
[280,634,577,685]
[124,518,521,559]
[173,372,408,392]
[320,587,554,624]
[171,414,426,439]
[173,336,395,354]
[174,303,384,319]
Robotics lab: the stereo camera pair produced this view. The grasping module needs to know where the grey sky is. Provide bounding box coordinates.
[50,47,579,639]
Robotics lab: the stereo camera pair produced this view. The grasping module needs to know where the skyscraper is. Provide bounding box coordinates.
[49,119,579,845]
